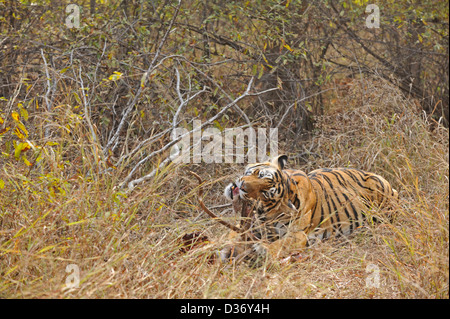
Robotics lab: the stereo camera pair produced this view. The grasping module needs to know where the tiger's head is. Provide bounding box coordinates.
[225,155,294,214]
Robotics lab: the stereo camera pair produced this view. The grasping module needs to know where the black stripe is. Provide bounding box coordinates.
[316,200,324,230]
[321,181,341,235]
[328,194,343,235]
[293,172,307,177]
[330,171,348,188]
[307,197,319,230]
[369,175,385,194]
[342,192,359,230]
[264,200,278,212]
[322,174,352,233]
[321,174,335,190]
[274,170,281,181]
[341,169,376,193]
[353,169,371,182]
[293,197,300,209]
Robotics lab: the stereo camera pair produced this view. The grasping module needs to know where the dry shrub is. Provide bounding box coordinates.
[291,76,449,298]
[0,76,448,299]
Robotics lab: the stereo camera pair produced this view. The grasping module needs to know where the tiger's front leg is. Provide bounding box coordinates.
[219,239,247,263]
[263,206,313,261]
[219,244,260,266]
[224,230,308,267]
[266,230,308,259]
[219,229,308,266]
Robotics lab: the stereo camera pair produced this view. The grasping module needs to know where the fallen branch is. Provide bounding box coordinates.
[189,171,243,233]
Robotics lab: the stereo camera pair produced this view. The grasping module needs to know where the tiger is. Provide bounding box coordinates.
[220,155,398,266]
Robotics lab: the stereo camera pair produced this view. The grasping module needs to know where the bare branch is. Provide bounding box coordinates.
[103,0,182,154]
[172,67,208,133]
[189,171,243,233]
[123,77,277,189]
[79,66,99,147]
[40,49,53,140]
[275,88,334,129]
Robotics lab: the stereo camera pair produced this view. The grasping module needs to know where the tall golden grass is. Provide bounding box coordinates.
[0,76,448,298]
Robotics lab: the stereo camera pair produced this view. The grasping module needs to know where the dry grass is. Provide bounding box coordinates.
[0,76,448,299]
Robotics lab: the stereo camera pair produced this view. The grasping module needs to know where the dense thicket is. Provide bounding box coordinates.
[1,2,448,173]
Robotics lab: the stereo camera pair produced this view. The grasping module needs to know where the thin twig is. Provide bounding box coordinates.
[276,88,334,128]
[40,49,53,139]
[79,66,99,147]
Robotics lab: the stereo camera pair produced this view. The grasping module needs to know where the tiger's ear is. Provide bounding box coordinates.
[271,155,288,170]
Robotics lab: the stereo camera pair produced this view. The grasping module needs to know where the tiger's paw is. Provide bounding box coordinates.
[251,243,268,257]
[244,243,270,268]
[218,246,237,263]
[218,243,270,268]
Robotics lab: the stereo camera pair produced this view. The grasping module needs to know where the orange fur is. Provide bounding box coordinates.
[222,155,398,265]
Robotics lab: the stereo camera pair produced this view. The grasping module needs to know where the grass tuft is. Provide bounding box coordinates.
[0,76,448,298]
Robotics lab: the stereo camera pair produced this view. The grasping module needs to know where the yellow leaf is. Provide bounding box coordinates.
[109,71,123,81]
[73,92,82,104]
[11,111,19,122]
[418,34,423,43]
[21,142,31,152]
[14,141,31,160]
[16,122,28,138]
[23,157,32,167]
[14,142,23,159]
[252,64,258,76]
[284,43,294,52]
[0,179,5,189]
[14,128,24,139]
[140,72,147,88]
[0,127,9,136]
[47,141,59,146]
[19,106,29,121]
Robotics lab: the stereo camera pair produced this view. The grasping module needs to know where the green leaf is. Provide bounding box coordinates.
[258,65,264,79]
